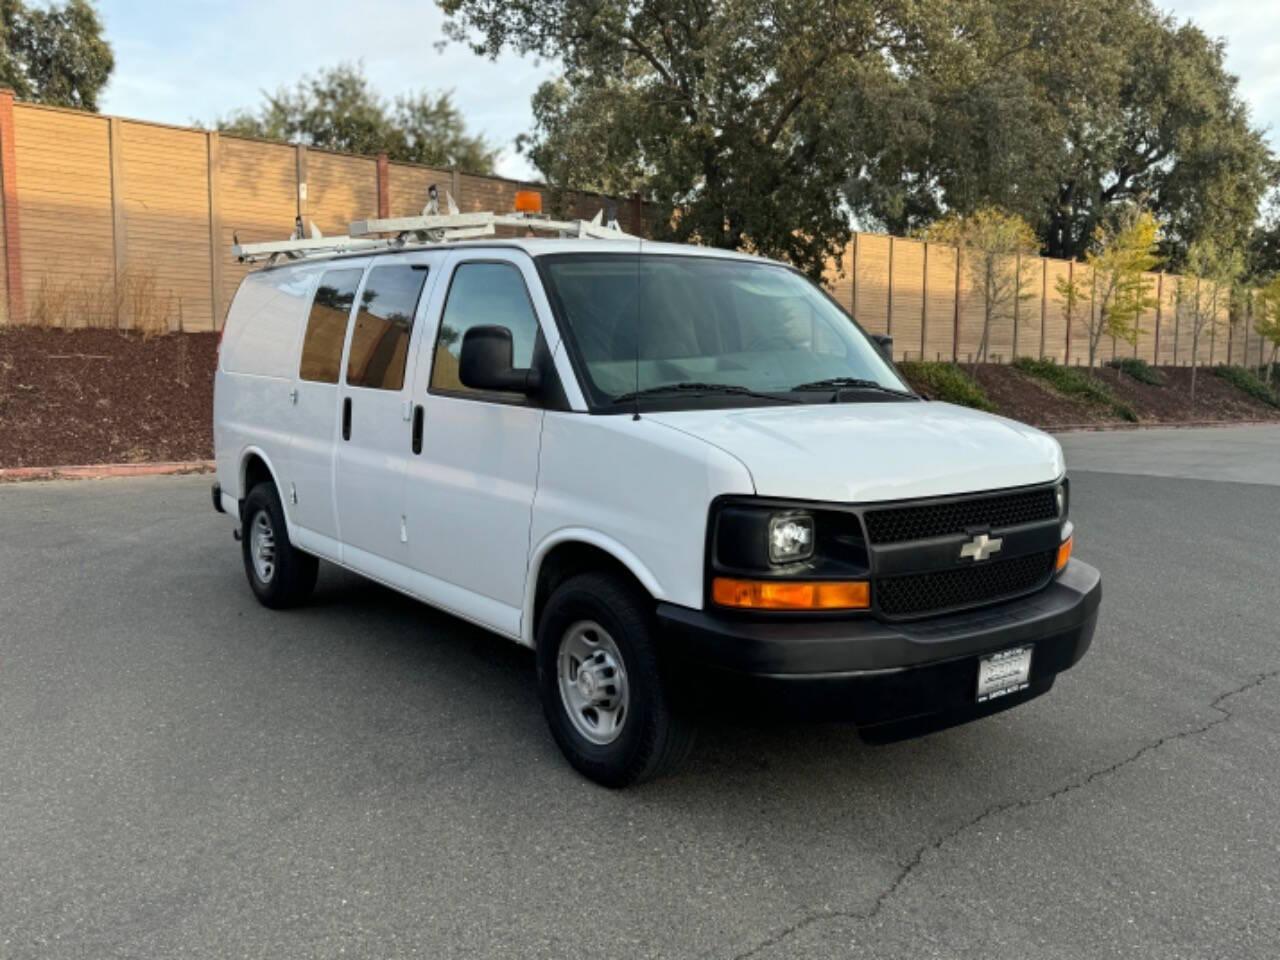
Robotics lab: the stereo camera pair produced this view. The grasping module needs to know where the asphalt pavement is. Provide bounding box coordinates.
[1,425,1277,959]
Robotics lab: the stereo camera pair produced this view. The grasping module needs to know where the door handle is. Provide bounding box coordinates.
[342,396,352,441]
[411,404,424,454]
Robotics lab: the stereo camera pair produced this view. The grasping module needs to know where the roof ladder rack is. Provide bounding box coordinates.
[350,191,632,244]
[231,217,386,265]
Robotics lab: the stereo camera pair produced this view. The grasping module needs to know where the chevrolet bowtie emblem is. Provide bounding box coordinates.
[960,533,1003,561]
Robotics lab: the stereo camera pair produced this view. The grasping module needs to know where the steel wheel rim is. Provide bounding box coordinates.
[249,509,276,583]
[557,620,629,745]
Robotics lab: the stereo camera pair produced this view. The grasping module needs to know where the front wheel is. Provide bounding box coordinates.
[536,572,695,786]
[240,482,318,609]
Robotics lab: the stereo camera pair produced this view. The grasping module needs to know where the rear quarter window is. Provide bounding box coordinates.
[220,268,318,379]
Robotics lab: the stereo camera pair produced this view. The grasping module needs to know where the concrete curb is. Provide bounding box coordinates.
[1046,419,1279,434]
[0,460,215,483]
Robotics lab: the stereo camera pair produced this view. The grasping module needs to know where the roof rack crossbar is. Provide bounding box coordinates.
[351,209,632,243]
[231,191,634,264]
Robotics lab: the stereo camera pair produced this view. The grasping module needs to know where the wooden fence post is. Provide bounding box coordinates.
[0,88,24,325]
[1154,273,1163,364]
[886,235,894,336]
[1064,260,1073,363]
[850,232,858,317]
[108,117,128,328]
[295,144,308,221]
[376,153,390,218]
[1039,259,1047,360]
[952,248,961,363]
[206,131,224,331]
[920,241,928,359]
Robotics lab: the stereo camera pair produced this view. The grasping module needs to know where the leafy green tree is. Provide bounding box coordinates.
[216,62,497,173]
[0,0,113,110]
[439,0,963,279]
[1080,208,1161,373]
[1254,276,1280,386]
[1181,240,1243,402]
[848,0,1273,266]
[919,207,1039,364]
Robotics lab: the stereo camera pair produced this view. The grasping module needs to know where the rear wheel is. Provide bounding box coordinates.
[536,572,695,786]
[240,482,318,609]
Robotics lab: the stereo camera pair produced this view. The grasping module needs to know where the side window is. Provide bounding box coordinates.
[299,268,362,383]
[346,264,429,390]
[432,262,539,395]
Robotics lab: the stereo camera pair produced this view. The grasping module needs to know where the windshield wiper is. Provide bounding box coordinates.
[788,377,918,399]
[613,382,800,404]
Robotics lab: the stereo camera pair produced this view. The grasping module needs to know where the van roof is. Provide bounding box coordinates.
[252,237,772,271]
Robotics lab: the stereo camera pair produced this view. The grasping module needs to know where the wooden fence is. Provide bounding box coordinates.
[0,93,1266,368]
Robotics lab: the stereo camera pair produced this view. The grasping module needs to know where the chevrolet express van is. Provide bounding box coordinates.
[213,235,1101,786]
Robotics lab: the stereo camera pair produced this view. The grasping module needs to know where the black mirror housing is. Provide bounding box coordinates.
[458,325,540,394]
[871,334,894,362]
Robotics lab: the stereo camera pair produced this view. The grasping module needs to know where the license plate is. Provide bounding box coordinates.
[976,646,1032,702]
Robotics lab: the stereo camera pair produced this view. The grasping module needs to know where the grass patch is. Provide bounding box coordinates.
[1012,356,1138,422]
[1106,356,1166,386]
[897,360,995,412]
[1212,365,1280,407]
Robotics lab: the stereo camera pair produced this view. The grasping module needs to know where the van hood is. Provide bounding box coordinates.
[646,401,1064,503]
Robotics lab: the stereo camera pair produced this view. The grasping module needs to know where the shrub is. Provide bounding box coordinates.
[1013,356,1138,422]
[1106,356,1166,386]
[897,360,996,412]
[1212,365,1280,407]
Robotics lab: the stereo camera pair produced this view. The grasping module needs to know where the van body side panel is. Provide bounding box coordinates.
[526,412,755,636]
[214,268,317,508]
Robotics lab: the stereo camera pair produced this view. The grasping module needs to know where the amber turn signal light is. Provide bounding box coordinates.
[712,577,870,611]
[1056,534,1074,571]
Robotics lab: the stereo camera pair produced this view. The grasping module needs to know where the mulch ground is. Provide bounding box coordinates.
[1,330,1278,470]
[0,329,217,469]
[932,363,1280,429]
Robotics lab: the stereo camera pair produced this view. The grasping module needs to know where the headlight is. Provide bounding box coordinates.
[768,513,814,564]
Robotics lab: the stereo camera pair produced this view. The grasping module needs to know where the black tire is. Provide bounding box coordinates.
[240,482,318,609]
[536,571,695,787]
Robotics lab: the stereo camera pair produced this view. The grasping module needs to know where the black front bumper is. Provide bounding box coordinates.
[657,559,1101,739]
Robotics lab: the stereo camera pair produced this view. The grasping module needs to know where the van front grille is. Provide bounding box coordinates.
[863,488,1058,544]
[876,549,1057,618]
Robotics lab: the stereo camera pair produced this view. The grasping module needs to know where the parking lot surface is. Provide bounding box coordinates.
[2,425,1277,959]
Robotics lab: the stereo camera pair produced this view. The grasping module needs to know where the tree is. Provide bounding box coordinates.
[1181,240,1242,402]
[0,0,113,110]
[438,0,960,279]
[919,207,1039,364]
[1054,271,1088,364]
[847,0,1273,266]
[1254,275,1280,386]
[217,62,497,173]
[1079,208,1161,372]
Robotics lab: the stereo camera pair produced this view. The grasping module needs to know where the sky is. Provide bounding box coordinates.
[95,0,1279,185]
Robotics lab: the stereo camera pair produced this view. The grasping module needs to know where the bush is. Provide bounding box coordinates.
[897,360,995,412]
[1012,356,1138,422]
[1212,365,1280,407]
[1107,356,1166,386]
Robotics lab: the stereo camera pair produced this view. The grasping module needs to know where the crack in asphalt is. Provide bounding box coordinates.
[728,668,1280,960]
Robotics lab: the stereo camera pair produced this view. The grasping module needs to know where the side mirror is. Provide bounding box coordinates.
[871,334,894,362]
[458,325,540,394]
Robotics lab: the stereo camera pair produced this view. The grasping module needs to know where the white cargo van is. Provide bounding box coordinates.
[214,224,1100,786]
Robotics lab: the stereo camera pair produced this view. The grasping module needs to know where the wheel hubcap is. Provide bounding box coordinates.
[557,620,629,745]
[249,510,276,583]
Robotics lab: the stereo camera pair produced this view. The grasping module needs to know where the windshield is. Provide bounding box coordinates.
[539,253,912,409]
